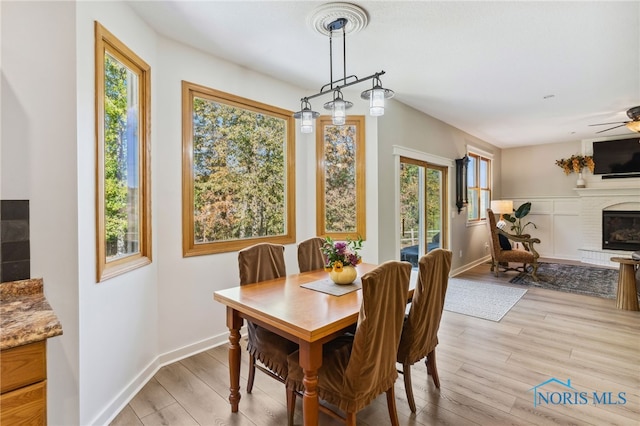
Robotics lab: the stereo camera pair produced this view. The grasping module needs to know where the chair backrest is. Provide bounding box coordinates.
[486,208,502,257]
[343,261,411,398]
[238,243,286,285]
[397,249,452,364]
[297,237,326,272]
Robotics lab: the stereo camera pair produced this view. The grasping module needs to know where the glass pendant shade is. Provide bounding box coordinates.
[301,110,314,133]
[293,99,319,133]
[332,99,346,125]
[369,87,385,116]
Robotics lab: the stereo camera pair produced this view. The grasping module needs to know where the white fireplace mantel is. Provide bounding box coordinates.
[574,187,640,198]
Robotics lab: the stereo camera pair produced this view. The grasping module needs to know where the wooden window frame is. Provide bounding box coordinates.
[95,22,152,282]
[181,81,296,256]
[316,115,366,240]
[467,151,492,223]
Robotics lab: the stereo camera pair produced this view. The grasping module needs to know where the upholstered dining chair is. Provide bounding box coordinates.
[486,208,541,281]
[285,260,412,426]
[297,237,326,272]
[396,248,452,412]
[238,243,298,393]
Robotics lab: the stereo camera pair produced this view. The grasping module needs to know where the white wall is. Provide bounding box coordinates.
[75,2,160,425]
[2,1,80,425]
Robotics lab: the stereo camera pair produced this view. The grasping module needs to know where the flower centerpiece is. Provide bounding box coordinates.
[321,236,363,284]
[555,154,595,188]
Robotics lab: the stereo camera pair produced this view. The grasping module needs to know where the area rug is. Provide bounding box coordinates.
[508,262,619,299]
[443,278,527,322]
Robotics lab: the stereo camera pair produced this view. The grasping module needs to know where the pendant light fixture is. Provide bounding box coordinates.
[293,99,320,133]
[293,3,394,132]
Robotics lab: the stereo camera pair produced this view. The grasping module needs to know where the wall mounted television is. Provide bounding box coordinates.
[592,137,640,177]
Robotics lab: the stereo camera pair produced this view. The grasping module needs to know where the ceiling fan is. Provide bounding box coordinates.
[589,106,640,133]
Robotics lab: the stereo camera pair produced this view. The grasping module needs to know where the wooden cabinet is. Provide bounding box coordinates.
[0,340,47,425]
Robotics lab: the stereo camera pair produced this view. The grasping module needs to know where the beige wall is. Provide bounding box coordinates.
[376,100,501,271]
[501,140,581,198]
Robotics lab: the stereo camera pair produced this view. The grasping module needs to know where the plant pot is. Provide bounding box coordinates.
[576,172,586,188]
[329,265,358,285]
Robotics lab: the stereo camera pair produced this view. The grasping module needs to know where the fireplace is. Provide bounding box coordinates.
[602,210,640,251]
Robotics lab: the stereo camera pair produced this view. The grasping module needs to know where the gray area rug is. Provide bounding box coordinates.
[444,278,527,322]
[509,262,618,299]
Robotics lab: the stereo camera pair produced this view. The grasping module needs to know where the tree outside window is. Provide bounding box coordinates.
[95,22,151,282]
[182,82,295,256]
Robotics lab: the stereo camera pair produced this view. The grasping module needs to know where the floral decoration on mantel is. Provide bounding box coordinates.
[555,155,595,175]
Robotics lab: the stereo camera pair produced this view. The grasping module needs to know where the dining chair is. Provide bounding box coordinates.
[285,260,412,426]
[396,248,452,412]
[238,243,298,393]
[297,237,326,272]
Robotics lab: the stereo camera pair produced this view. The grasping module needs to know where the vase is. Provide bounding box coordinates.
[329,265,358,285]
[576,172,586,188]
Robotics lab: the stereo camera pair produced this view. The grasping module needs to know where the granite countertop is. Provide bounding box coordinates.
[0,278,63,350]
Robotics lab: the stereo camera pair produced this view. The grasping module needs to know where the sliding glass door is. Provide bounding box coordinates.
[399,157,447,267]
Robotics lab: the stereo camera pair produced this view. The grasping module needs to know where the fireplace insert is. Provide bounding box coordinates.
[602,210,640,251]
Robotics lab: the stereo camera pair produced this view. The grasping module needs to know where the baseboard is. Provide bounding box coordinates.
[95,330,233,426]
[450,255,491,277]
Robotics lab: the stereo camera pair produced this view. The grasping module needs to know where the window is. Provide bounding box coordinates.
[316,116,366,240]
[182,81,295,256]
[95,22,151,282]
[467,151,491,222]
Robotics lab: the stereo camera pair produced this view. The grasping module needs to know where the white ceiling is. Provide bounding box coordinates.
[128,0,640,148]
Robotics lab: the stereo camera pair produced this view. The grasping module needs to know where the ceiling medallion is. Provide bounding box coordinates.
[307,2,368,37]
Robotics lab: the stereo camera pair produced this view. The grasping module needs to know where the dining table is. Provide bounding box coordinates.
[213,262,416,426]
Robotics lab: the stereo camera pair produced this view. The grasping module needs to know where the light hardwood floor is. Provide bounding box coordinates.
[110,260,639,425]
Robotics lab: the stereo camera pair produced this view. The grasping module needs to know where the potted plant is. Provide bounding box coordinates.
[503,202,537,236]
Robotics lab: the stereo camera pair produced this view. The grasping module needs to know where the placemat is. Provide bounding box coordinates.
[301,277,362,296]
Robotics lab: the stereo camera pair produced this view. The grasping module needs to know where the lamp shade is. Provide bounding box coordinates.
[490,200,513,215]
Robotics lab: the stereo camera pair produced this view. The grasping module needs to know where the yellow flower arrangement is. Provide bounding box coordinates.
[555,155,595,175]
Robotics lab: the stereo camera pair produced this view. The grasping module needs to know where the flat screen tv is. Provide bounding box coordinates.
[592,137,640,176]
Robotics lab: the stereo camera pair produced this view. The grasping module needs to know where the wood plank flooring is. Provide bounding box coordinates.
[110,259,639,425]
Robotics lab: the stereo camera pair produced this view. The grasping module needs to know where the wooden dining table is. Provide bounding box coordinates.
[213,263,415,426]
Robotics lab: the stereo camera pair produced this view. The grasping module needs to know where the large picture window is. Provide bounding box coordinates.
[316,116,366,240]
[182,81,295,256]
[95,22,151,282]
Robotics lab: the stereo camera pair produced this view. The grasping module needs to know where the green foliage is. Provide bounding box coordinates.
[503,201,537,235]
[104,54,133,256]
[400,164,442,241]
[192,97,286,242]
[323,125,357,232]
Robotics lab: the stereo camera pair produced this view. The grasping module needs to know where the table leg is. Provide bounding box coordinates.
[299,340,322,426]
[226,307,244,412]
[617,264,640,311]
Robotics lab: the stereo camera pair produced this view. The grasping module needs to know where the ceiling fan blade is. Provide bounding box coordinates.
[595,124,626,133]
[589,121,628,126]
